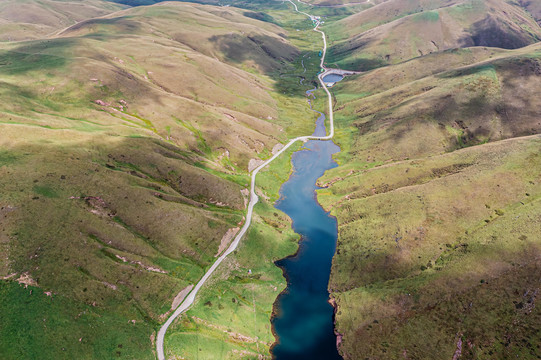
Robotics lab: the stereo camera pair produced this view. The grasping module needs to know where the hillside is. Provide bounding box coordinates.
[0,0,126,41]
[324,0,541,70]
[315,16,541,360]
[320,134,541,359]
[519,0,541,24]
[0,1,319,358]
[327,43,541,162]
[2,0,541,358]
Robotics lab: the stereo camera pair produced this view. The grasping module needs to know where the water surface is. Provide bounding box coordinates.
[322,74,343,83]
[271,107,342,360]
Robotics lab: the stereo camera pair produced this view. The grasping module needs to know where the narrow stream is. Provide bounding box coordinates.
[271,89,342,359]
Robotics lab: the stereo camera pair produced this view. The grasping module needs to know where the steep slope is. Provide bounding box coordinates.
[0,2,315,359]
[518,0,541,24]
[320,134,541,359]
[324,0,541,69]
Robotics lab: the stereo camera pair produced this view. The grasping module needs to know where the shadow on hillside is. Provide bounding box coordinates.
[356,90,499,152]
[326,37,387,71]
[0,38,79,75]
[209,32,324,98]
[208,33,298,75]
[461,15,535,50]
[63,17,141,35]
[243,11,277,24]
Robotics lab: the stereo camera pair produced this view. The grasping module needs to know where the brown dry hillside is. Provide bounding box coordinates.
[325,0,541,69]
[0,0,126,41]
[519,0,541,24]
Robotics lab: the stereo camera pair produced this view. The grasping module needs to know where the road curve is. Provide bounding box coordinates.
[157,2,335,359]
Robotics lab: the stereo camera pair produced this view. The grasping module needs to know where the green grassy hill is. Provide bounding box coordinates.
[320,134,541,359]
[327,43,541,163]
[2,0,541,358]
[316,10,541,359]
[0,1,321,358]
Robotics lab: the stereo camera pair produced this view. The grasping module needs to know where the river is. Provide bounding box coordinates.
[271,93,342,359]
[157,2,345,358]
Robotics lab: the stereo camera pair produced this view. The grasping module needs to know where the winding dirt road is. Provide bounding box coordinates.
[157,2,336,359]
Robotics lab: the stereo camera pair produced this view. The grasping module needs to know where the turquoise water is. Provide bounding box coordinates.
[271,105,342,359]
[322,74,343,83]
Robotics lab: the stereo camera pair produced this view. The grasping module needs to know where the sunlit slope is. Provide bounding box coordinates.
[319,134,541,359]
[324,0,541,69]
[293,0,385,6]
[0,2,311,359]
[0,3,306,166]
[0,0,125,41]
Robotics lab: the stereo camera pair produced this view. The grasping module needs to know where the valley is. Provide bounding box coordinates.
[0,0,540,359]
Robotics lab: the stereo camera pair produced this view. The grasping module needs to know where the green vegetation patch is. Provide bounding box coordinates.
[32,185,59,198]
[413,10,440,22]
[0,151,19,167]
[0,281,153,360]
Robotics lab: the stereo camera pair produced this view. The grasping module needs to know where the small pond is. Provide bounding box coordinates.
[322,73,343,83]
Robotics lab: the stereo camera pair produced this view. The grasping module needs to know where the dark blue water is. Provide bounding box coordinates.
[271,99,342,360]
[322,74,343,83]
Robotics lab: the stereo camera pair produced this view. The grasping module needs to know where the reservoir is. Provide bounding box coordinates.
[322,73,343,84]
[271,105,342,360]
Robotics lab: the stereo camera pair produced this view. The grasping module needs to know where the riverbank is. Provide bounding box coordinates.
[270,105,342,359]
[157,0,349,357]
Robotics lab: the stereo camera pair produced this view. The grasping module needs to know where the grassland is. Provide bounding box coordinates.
[319,134,541,359]
[324,44,541,166]
[0,0,126,41]
[163,143,305,360]
[160,4,331,358]
[3,0,541,358]
[322,0,541,70]
[0,1,324,358]
[314,11,541,359]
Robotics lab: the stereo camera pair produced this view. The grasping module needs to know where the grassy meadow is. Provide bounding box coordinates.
[163,143,304,359]
[161,5,332,358]
[0,0,126,41]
